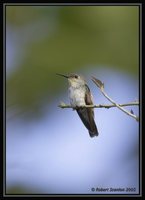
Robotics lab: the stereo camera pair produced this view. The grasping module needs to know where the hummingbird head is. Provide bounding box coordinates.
[56,73,86,88]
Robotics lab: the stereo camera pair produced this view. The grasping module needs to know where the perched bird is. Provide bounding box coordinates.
[57,73,99,137]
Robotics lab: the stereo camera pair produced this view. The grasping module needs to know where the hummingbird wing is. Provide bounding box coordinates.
[76,85,99,137]
[85,85,99,136]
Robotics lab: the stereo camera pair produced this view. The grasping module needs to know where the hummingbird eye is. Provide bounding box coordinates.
[74,75,78,79]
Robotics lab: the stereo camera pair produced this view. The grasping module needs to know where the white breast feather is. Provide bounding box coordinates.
[69,87,86,106]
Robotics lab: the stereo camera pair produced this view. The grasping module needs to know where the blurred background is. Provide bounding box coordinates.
[6,5,139,194]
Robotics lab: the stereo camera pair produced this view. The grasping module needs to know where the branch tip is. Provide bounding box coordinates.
[91,76,104,90]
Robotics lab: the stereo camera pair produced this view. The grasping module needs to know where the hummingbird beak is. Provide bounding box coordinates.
[56,73,68,78]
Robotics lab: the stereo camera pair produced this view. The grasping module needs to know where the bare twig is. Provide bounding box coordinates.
[58,102,139,109]
[91,76,139,122]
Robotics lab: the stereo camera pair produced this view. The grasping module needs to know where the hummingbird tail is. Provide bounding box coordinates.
[76,108,99,138]
[89,128,99,137]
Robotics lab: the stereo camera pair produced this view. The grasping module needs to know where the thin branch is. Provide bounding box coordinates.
[58,102,139,109]
[91,76,139,122]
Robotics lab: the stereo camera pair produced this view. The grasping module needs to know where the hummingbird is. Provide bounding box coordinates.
[56,73,99,137]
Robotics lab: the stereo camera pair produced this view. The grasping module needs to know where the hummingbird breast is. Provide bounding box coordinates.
[69,86,86,107]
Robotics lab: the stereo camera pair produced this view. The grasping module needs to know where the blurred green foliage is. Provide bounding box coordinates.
[6,6,139,116]
[6,185,45,194]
